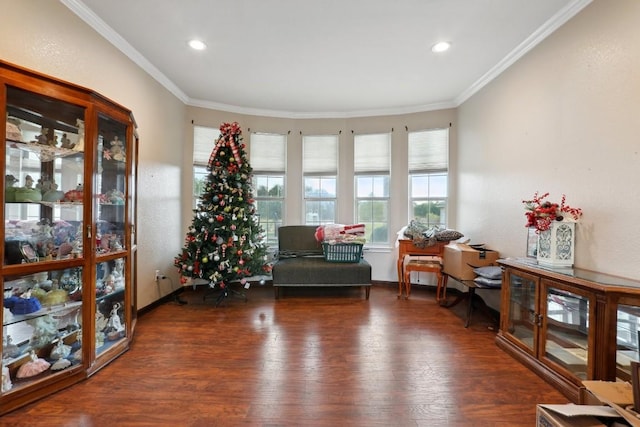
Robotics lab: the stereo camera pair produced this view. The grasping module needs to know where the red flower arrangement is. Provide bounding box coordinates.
[523,192,582,233]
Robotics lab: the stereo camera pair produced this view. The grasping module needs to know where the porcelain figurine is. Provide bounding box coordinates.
[49,339,71,360]
[16,351,50,378]
[51,358,71,371]
[1,365,11,392]
[73,119,85,151]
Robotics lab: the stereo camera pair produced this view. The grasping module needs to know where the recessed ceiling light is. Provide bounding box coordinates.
[188,39,207,50]
[431,41,451,53]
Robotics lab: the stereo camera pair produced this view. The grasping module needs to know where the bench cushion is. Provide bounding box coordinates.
[272,256,371,286]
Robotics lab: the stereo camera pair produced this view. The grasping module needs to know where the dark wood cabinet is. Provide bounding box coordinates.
[497,258,640,403]
[1,60,137,414]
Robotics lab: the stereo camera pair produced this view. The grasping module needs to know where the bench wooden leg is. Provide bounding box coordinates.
[274,287,280,299]
[365,286,370,300]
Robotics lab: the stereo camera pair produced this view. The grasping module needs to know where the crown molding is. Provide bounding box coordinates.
[64,0,592,119]
[61,0,189,104]
[186,98,457,119]
[454,0,593,106]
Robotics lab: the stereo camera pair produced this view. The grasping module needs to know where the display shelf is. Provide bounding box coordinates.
[10,139,82,161]
[2,301,82,327]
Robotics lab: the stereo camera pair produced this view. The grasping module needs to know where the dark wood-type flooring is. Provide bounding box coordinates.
[0,284,568,426]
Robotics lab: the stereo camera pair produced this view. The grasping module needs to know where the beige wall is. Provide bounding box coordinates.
[458,0,640,284]
[0,0,187,309]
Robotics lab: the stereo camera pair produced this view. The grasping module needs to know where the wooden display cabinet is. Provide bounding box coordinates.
[497,258,640,403]
[0,60,137,414]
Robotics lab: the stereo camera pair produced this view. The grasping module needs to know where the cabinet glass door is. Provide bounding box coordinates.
[504,269,538,354]
[616,304,640,380]
[4,86,85,266]
[94,114,128,358]
[95,258,126,356]
[2,267,83,395]
[541,281,592,380]
[128,133,138,331]
[95,114,127,254]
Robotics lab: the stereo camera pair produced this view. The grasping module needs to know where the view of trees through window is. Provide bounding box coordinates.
[254,175,284,245]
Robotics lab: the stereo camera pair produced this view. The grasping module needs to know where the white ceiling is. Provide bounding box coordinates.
[63,0,591,118]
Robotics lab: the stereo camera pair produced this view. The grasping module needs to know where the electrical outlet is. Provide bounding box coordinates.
[155,270,161,282]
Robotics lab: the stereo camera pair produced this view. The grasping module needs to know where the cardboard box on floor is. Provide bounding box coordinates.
[582,381,640,427]
[442,243,499,280]
[536,405,609,427]
[536,381,640,427]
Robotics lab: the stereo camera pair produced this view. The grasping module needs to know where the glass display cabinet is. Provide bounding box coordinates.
[1,60,137,414]
[498,258,640,404]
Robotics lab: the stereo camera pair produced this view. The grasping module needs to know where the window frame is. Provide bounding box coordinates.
[408,128,449,227]
[303,135,338,225]
[354,132,391,246]
[250,132,287,247]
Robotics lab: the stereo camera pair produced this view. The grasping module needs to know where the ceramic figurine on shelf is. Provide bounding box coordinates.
[107,136,125,162]
[51,358,71,371]
[1,365,11,392]
[113,258,125,290]
[105,303,124,339]
[110,235,123,251]
[49,339,71,360]
[95,312,106,349]
[60,133,74,149]
[42,181,65,202]
[5,174,18,202]
[33,127,50,145]
[16,351,50,378]
[73,119,85,152]
[5,174,18,187]
[6,116,23,141]
[24,175,34,189]
[2,335,20,359]
[103,274,116,294]
[28,314,59,348]
[36,175,53,193]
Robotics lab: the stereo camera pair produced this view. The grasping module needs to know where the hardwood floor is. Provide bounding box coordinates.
[0,284,567,426]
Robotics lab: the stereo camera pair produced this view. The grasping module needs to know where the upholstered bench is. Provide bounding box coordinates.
[271,225,372,299]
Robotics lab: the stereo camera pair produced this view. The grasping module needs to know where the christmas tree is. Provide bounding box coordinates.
[175,122,271,303]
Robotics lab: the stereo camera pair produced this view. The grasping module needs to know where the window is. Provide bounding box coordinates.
[303,135,338,225]
[193,125,220,209]
[408,128,449,227]
[354,133,390,245]
[250,132,286,246]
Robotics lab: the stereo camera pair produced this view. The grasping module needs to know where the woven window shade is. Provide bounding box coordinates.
[408,128,448,173]
[193,125,220,167]
[303,135,338,175]
[354,133,391,174]
[250,132,286,173]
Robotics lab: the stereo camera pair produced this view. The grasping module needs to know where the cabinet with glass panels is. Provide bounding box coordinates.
[497,258,640,404]
[0,60,137,414]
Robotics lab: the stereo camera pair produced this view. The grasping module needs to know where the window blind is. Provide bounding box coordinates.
[193,125,221,166]
[354,133,391,174]
[250,132,286,173]
[303,135,338,175]
[408,128,448,173]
